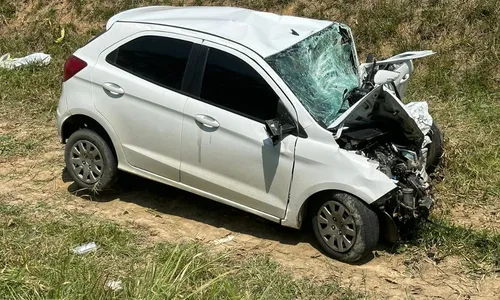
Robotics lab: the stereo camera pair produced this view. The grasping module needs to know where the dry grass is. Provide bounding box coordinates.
[0,0,499,291]
[1,0,498,204]
[0,198,363,299]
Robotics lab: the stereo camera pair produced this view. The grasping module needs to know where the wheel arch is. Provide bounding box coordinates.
[61,114,118,159]
[297,189,366,229]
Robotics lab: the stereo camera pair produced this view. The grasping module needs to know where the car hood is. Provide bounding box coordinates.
[329,85,426,151]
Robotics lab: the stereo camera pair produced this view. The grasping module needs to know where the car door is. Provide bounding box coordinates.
[93,32,202,181]
[180,42,297,218]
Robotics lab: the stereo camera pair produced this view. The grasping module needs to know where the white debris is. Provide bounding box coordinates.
[105,280,123,291]
[0,52,52,70]
[213,234,234,245]
[72,242,98,255]
[405,101,433,135]
[422,135,432,148]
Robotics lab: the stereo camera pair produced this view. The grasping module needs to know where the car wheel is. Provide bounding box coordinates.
[426,121,444,174]
[311,192,379,262]
[65,128,117,191]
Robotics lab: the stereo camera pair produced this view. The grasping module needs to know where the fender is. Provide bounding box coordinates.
[63,107,128,169]
[282,139,397,229]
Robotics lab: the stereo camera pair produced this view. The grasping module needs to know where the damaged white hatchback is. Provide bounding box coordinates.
[57,6,444,262]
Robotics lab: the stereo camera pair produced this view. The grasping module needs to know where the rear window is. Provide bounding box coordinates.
[106,36,193,91]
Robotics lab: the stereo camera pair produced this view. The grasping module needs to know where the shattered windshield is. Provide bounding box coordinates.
[265,24,359,127]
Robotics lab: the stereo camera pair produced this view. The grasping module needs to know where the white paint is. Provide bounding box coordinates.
[57,6,436,232]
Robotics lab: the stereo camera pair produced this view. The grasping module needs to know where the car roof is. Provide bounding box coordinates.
[106,6,333,57]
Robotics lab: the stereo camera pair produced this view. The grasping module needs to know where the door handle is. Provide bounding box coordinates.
[194,114,219,128]
[102,82,124,96]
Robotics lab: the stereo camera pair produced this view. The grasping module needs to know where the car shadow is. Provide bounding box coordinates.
[63,168,395,264]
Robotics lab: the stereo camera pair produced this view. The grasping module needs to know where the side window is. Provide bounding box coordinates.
[200,48,279,121]
[106,36,193,91]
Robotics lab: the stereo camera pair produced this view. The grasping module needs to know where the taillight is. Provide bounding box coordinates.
[63,55,87,82]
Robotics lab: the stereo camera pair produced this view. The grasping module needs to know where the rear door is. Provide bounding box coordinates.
[179,42,297,218]
[93,32,202,180]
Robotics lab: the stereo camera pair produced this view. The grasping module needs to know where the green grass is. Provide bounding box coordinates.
[1,0,498,202]
[0,133,39,157]
[406,219,500,273]
[0,0,499,295]
[0,201,362,299]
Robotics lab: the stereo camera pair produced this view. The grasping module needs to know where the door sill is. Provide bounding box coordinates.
[117,164,282,224]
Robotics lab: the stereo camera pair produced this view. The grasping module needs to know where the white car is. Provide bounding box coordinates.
[57,6,443,262]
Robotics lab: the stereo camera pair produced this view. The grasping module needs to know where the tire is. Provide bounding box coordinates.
[311,192,379,262]
[65,129,117,191]
[426,122,444,174]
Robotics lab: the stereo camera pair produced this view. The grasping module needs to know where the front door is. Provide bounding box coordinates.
[180,43,297,218]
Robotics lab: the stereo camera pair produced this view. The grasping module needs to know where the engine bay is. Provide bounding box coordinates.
[338,125,434,229]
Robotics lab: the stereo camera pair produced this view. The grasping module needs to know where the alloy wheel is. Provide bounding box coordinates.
[70,140,103,184]
[316,200,357,252]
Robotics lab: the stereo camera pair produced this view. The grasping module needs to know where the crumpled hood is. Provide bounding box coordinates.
[330,85,427,151]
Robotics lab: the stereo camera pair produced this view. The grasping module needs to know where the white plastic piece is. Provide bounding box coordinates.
[72,242,98,255]
[405,102,433,135]
[105,280,123,291]
[422,135,432,148]
[376,50,435,65]
[0,52,52,70]
[213,234,234,245]
[374,70,400,85]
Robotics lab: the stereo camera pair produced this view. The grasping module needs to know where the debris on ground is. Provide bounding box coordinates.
[105,279,123,291]
[0,52,52,70]
[72,242,98,255]
[7,218,15,227]
[55,28,65,43]
[213,234,234,245]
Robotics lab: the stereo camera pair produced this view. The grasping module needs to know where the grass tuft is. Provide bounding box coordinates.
[0,133,39,157]
[0,0,498,294]
[406,219,500,273]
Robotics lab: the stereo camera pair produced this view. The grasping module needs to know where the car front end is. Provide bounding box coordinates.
[265,21,441,241]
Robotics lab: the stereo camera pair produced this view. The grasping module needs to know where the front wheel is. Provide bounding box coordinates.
[426,121,444,174]
[64,129,117,191]
[311,192,379,262]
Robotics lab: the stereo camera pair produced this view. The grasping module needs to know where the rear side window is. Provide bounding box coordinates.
[200,48,279,121]
[106,36,193,91]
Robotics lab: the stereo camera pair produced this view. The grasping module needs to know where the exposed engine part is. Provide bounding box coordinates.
[339,127,434,225]
[402,188,414,208]
[418,196,433,218]
[392,163,407,177]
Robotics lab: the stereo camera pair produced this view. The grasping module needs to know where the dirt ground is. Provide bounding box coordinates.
[1,126,499,300]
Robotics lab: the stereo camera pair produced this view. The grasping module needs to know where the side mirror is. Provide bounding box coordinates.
[265,109,296,146]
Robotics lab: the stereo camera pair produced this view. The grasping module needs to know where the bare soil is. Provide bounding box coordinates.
[0,127,499,300]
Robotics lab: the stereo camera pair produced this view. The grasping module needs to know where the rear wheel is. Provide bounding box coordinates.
[311,192,379,262]
[426,122,444,174]
[65,129,117,191]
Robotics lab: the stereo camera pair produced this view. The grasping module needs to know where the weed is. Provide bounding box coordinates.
[407,219,500,273]
[1,0,497,204]
[0,133,38,157]
[0,0,498,292]
[0,1,15,19]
